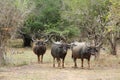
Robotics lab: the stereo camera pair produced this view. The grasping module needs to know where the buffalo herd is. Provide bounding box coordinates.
[32,38,99,69]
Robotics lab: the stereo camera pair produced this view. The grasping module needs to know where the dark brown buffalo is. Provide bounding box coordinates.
[32,34,50,63]
[33,40,47,63]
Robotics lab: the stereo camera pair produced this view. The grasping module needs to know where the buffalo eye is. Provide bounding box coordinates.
[94,48,98,52]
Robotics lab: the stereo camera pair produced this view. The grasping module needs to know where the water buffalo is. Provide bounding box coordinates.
[51,41,70,68]
[32,35,49,63]
[71,41,98,68]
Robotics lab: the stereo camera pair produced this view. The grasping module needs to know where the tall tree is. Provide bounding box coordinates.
[107,0,120,55]
[0,0,34,65]
[62,0,110,44]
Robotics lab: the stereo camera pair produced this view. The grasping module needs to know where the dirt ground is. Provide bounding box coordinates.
[1,63,120,80]
[0,47,120,80]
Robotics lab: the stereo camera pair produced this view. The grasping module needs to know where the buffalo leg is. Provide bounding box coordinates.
[81,59,84,68]
[53,58,55,67]
[62,58,65,68]
[41,55,43,63]
[88,59,90,69]
[37,55,40,63]
[73,58,77,68]
[57,58,61,67]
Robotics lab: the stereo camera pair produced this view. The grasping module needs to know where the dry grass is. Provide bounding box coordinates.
[0,47,120,80]
[7,39,23,48]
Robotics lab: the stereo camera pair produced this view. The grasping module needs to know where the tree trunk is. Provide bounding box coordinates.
[0,47,5,65]
[110,41,117,55]
[108,33,117,55]
[23,37,32,47]
[22,34,32,47]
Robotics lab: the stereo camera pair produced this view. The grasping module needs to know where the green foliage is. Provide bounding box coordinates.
[22,0,80,40]
[62,0,110,40]
[64,26,80,38]
[23,0,62,33]
[21,0,119,42]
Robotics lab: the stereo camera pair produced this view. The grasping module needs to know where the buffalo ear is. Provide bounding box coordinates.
[94,48,98,52]
[87,46,98,53]
[87,47,92,52]
[43,43,46,45]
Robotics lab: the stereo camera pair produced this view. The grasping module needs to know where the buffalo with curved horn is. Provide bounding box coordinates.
[32,34,50,63]
[71,41,99,69]
[50,34,70,68]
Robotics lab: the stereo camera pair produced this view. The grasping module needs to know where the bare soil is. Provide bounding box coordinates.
[0,47,120,80]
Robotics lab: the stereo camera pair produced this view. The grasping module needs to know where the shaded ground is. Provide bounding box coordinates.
[1,63,120,80]
[0,47,120,80]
